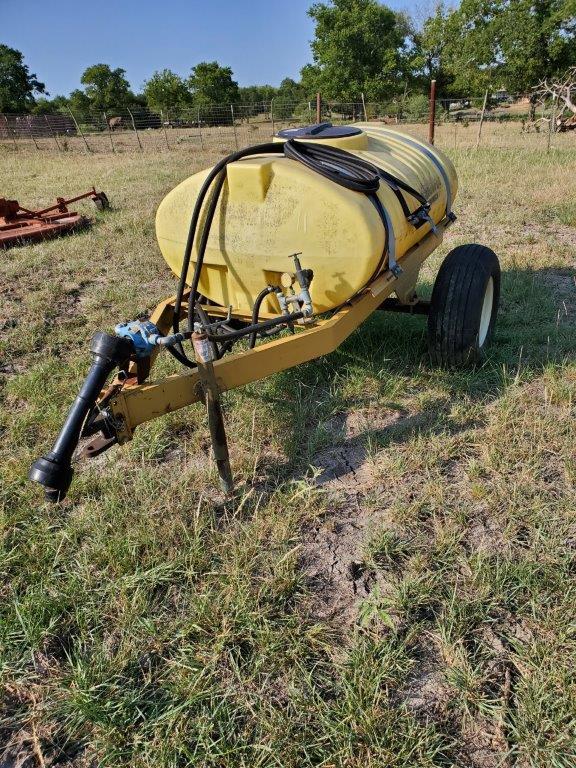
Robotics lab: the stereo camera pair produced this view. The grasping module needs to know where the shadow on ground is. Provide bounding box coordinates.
[251,265,575,490]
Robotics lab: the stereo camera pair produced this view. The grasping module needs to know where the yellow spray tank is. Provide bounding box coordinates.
[155,124,458,314]
[31,123,503,504]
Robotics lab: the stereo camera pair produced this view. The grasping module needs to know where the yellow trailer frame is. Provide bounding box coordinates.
[105,225,445,443]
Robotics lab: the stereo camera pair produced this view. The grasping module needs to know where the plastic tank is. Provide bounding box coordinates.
[155,124,458,314]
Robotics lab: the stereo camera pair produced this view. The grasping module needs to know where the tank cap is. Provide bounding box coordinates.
[276,123,362,140]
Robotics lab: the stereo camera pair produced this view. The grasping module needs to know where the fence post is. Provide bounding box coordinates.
[230,104,238,149]
[316,92,321,123]
[475,90,489,150]
[361,92,368,122]
[44,114,62,151]
[547,95,557,153]
[160,110,171,150]
[103,112,115,152]
[67,108,91,153]
[127,109,143,151]
[26,118,40,151]
[428,79,437,144]
[4,115,18,151]
[270,99,275,136]
[197,108,204,150]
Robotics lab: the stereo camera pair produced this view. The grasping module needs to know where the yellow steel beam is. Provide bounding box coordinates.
[109,227,444,441]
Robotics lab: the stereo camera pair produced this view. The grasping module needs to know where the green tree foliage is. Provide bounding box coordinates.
[188,61,239,106]
[495,0,576,92]
[143,69,190,114]
[67,89,92,116]
[31,95,70,115]
[80,64,135,112]
[304,0,410,101]
[273,77,306,117]
[0,45,46,112]
[417,0,576,96]
[412,3,458,93]
[239,84,277,106]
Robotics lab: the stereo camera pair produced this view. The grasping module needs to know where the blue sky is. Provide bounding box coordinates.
[1,0,416,96]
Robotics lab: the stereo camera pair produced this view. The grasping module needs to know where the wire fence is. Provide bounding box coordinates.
[1,95,574,155]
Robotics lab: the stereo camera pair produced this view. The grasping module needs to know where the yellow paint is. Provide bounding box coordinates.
[155,125,457,314]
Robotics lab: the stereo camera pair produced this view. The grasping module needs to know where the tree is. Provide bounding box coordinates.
[80,64,135,112]
[31,95,70,115]
[0,45,46,112]
[273,78,306,118]
[188,61,239,106]
[143,69,190,114]
[239,84,277,107]
[495,0,576,92]
[68,88,92,117]
[420,0,576,96]
[412,3,457,94]
[304,0,410,101]
[533,66,576,118]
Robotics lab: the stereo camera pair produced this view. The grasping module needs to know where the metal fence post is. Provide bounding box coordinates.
[428,80,437,144]
[67,108,91,153]
[127,109,143,151]
[230,104,238,149]
[44,115,62,151]
[26,117,40,151]
[316,92,321,123]
[103,112,115,152]
[197,108,204,150]
[160,110,171,150]
[475,90,489,150]
[270,99,275,136]
[4,115,18,151]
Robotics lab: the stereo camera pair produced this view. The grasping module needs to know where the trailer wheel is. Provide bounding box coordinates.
[428,244,500,367]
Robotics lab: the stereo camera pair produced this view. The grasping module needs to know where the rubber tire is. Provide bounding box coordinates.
[428,244,500,367]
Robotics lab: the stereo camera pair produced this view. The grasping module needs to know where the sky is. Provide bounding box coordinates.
[1,0,418,97]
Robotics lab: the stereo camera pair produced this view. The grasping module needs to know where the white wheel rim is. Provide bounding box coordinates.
[479,277,494,347]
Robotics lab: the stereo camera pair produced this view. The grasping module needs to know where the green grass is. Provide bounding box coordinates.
[1,137,575,767]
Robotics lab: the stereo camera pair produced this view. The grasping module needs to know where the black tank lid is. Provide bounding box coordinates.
[276,122,362,139]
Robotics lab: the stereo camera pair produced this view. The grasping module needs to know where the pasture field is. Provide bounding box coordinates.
[0,127,575,767]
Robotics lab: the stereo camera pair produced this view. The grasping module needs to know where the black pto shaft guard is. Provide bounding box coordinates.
[29,332,133,502]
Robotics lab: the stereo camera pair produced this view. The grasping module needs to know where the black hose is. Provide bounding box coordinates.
[283,140,381,193]
[173,141,281,340]
[249,286,278,348]
[166,343,196,368]
[205,311,305,343]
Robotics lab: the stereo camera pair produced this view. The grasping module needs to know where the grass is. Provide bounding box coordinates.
[1,127,575,767]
